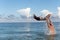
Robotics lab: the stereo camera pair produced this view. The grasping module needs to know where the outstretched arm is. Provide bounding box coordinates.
[46,18,53,28]
[46,17,55,35]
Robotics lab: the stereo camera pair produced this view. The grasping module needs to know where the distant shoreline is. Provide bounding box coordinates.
[0,21,60,23]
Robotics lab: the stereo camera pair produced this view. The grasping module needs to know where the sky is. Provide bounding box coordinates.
[0,0,60,21]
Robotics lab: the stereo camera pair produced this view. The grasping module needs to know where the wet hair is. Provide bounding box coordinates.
[34,14,40,21]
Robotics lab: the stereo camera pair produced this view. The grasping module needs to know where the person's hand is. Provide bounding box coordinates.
[46,14,51,19]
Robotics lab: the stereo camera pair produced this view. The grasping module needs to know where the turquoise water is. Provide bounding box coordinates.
[0,22,60,40]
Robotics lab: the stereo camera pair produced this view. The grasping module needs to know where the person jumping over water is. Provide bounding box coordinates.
[33,14,55,35]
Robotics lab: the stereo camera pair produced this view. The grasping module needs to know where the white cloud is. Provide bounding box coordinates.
[40,9,52,17]
[17,8,31,18]
[57,7,60,18]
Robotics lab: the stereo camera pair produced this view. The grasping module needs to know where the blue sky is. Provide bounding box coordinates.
[0,0,60,19]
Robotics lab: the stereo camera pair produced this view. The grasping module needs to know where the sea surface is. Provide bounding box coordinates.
[0,22,60,40]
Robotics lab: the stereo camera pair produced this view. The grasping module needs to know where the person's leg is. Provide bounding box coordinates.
[46,17,55,35]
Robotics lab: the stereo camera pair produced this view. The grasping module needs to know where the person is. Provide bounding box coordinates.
[34,14,51,21]
[33,14,55,35]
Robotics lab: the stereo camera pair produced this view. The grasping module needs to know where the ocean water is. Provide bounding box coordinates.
[0,22,60,40]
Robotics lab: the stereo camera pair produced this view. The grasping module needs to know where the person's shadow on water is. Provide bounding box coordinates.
[34,33,56,40]
[45,35,56,40]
